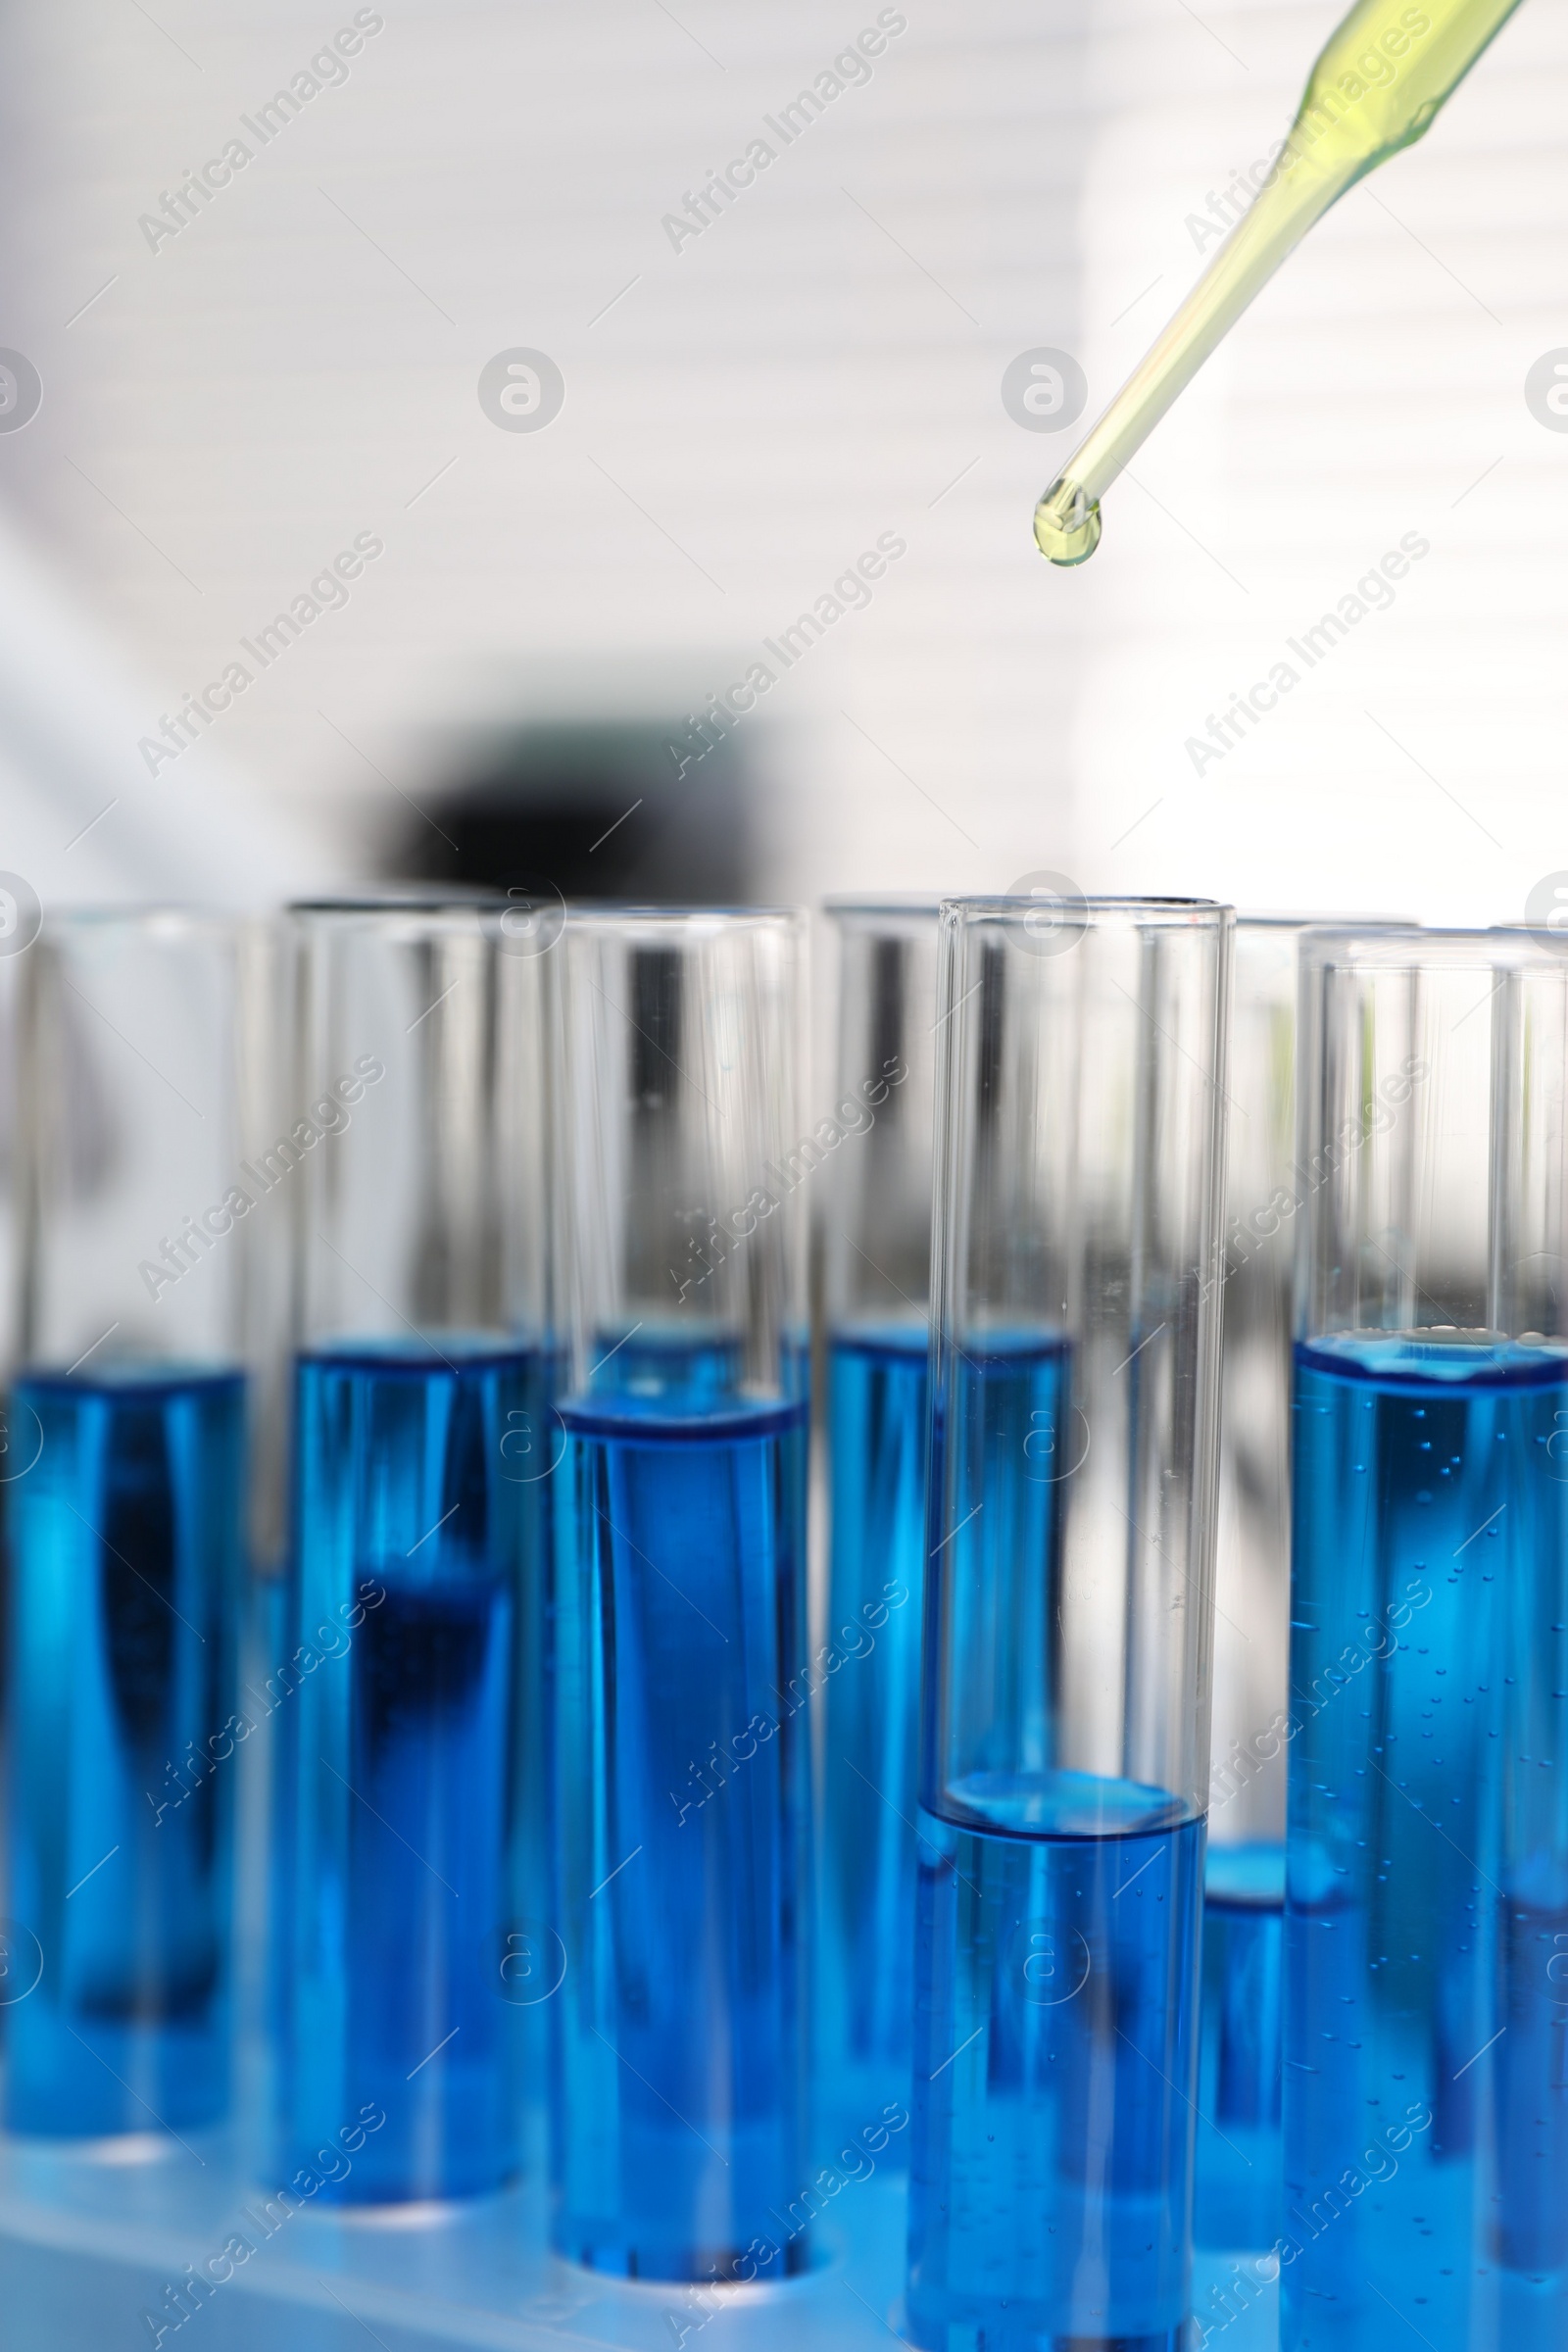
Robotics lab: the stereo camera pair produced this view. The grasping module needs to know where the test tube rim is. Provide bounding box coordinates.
[34,902,248,943]
[938,892,1230,930]
[1301,923,1568,973]
[822,893,945,921]
[563,901,805,927]
[1234,908,1415,932]
[288,886,506,912]
[286,893,505,928]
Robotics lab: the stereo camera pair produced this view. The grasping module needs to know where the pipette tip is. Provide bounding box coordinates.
[1033,478,1102,567]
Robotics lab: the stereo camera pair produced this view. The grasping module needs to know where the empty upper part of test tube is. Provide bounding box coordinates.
[821,898,941,1328]
[553,905,808,1397]
[1033,0,1526,565]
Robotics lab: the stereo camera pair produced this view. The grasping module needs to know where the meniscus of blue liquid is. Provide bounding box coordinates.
[907,1332,1204,2352]
[551,1331,810,2281]
[276,1334,549,2203]
[5,1362,246,2138]
[1287,1333,1568,2352]
[818,1320,929,2152]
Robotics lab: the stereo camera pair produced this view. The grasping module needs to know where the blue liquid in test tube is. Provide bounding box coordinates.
[907,1333,1204,2350]
[914,1811,1204,2328]
[1287,1333,1568,2351]
[5,1364,246,2137]
[552,1335,810,2277]
[1195,1842,1284,2250]
[276,1337,547,2201]
[819,1322,929,2139]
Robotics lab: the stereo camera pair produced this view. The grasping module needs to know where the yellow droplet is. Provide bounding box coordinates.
[1033,480,1102,568]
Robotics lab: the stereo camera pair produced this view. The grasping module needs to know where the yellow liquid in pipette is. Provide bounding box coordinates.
[1034,0,1526,564]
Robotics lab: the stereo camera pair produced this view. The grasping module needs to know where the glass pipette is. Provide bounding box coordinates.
[1033,0,1527,564]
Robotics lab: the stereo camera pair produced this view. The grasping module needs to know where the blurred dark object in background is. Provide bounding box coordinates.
[391,719,755,905]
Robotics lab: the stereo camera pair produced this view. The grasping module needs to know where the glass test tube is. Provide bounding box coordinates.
[1195,916,1301,2253]
[5,910,257,2140]
[906,897,1232,2352]
[817,900,939,2154]
[551,907,810,2281]
[274,898,557,2202]
[1287,930,1568,2352]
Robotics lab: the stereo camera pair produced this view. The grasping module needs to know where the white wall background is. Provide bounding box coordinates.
[0,0,1564,921]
